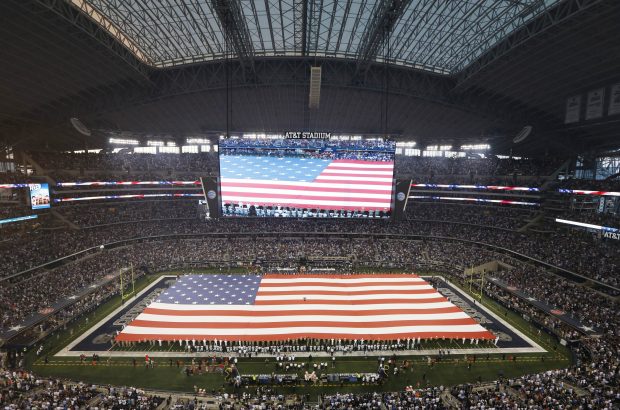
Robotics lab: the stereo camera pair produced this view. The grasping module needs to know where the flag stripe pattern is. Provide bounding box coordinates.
[219,156,394,211]
[116,274,495,342]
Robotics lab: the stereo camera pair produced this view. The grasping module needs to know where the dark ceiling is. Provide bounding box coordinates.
[0,0,619,156]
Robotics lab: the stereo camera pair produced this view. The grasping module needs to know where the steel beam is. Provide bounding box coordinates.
[355,0,411,74]
[22,57,549,131]
[210,0,255,72]
[454,0,607,90]
[35,0,153,80]
[294,0,308,55]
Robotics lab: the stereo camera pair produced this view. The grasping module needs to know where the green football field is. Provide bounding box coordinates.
[26,270,572,395]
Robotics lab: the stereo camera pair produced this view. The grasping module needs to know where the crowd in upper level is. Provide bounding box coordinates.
[29,152,219,175]
[396,155,563,178]
[0,151,618,409]
[487,266,617,335]
[1,228,617,332]
[13,151,564,182]
[1,206,617,289]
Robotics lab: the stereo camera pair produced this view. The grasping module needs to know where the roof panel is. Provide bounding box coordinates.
[74,0,562,73]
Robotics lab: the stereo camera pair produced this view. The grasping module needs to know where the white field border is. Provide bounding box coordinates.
[55,275,546,357]
[56,275,176,356]
[438,276,545,354]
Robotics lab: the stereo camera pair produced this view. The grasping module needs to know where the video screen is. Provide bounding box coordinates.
[28,183,51,210]
[219,136,395,218]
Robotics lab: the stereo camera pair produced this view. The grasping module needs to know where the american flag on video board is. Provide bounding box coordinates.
[219,156,394,211]
[116,274,495,342]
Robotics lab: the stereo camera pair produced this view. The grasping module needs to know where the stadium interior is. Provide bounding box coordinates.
[0,0,619,408]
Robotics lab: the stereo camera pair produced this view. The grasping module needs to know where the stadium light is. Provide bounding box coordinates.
[109,137,139,145]
[186,138,210,144]
[426,145,452,151]
[461,144,491,150]
[181,145,199,153]
[133,147,157,154]
[555,218,619,232]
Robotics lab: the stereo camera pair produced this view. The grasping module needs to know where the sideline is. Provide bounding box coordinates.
[440,276,545,354]
[55,275,175,356]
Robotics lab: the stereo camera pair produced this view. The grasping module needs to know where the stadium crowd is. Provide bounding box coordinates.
[30,152,219,176]
[0,241,618,408]
[2,352,618,408]
[2,228,617,333]
[1,206,617,288]
[396,155,563,179]
[21,151,564,184]
[320,388,446,409]
[555,178,620,192]
[0,236,512,330]
[451,366,618,409]
[1,152,619,408]
[0,368,166,409]
[58,200,199,227]
[490,267,618,336]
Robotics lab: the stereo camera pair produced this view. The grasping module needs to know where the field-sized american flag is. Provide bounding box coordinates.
[219,156,394,211]
[116,274,495,343]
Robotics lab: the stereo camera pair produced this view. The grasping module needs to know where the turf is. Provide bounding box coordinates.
[31,355,567,395]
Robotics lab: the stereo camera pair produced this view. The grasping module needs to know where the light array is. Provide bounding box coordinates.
[109,137,139,145]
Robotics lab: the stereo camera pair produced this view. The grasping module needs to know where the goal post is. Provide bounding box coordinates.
[118,265,135,303]
[466,267,486,303]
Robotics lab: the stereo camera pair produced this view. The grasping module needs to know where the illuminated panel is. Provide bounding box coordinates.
[54,193,202,202]
[558,189,620,197]
[411,184,539,192]
[555,218,619,233]
[0,214,38,225]
[57,181,201,187]
[218,137,396,218]
[409,195,539,206]
[0,183,29,189]
[28,183,51,210]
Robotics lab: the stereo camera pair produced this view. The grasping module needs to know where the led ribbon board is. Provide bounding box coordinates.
[558,189,620,197]
[0,183,29,189]
[409,195,539,206]
[54,193,202,202]
[555,218,619,233]
[0,214,38,225]
[57,181,201,187]
[411,184,539,191]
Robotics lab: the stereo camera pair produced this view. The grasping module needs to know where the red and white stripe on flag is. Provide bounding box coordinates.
[116,274,495,342]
